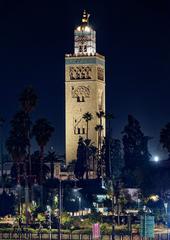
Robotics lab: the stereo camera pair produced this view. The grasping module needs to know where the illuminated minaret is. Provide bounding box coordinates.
[65,11,105,164]
[74,11,96,55]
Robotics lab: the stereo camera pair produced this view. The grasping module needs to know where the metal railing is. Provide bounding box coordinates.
[0,232,169,240]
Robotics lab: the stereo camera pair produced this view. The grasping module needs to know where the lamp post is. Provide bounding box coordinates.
[16,182,22,217]
[58,178,62,240]
[164,202,168,236]
[47,205,52,240]
[73,181,82,217]
[78,196,81,217]
[25,178,29,228]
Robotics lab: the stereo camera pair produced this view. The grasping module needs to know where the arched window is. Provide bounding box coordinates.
[82,128,85,134]
[77,96,85,102]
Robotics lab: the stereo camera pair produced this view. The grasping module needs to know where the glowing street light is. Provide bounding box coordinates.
[46,205,52,240]
[153,156,159,162]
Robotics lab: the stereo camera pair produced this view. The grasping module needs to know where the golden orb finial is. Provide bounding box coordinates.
[82,10,90,24]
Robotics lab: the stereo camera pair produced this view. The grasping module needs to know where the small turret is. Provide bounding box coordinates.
[74,10,96,55]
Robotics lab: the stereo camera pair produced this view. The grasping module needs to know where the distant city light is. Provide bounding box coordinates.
[150,195,159,202]
[153,156,159,162]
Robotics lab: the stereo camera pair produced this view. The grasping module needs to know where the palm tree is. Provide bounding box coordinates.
[95,124,104,177]
[32,118,54,184]
[84,139,97,179]
[75,137,86,179]
[31,151,50,183]
[96,111,105,147]
[6,111,29,182]
[19,86,37,176]
[32,118,54,205]
[45,151,62,179]
[105,113,115,133]
[95,124,104,149]
[96,111,105,125]
[104,113,115,177]
[19,86,37,113]
[82,112,93,139]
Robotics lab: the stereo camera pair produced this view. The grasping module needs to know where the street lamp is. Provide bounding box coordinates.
[16,182,22,216]
[164,202,168,234]
[153,156,160,162]
[77,196,81,217]
[47,205,52,240]
[73,182,82,217]
[58,178,62,240]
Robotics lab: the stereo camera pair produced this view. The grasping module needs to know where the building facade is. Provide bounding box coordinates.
[65,11,106,163]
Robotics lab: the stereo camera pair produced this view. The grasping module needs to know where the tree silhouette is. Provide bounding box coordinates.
[160,122,170,156]
[122,115,151,187]
[32,118,54,184]
[6,111,30,182]
[82,112,93,139]
[122,115,144,169]
[96,111,105,147]
[101,112,115,178]
[74,137,86,179]
[19,86,37,114]
[96,111,105,124]
[74,137,96,179]
[110,139,124,179]
[31,151,50,183]
[95,124,104,149]
[45,151,62,179]
[19,86,37,176]
[0,191,15,217]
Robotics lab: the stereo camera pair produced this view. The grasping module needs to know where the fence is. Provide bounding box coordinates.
[0,232,169,240]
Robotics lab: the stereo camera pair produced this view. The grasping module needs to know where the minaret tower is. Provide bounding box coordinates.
[65,11,105,163]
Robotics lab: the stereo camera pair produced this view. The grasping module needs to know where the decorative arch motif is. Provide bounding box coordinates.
[72,86,90,98]
[98,89,104,111]
[97,67,104,81]
[69,66,92,80]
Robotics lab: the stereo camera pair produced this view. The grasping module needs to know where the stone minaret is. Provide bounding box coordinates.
[65,11,105,164]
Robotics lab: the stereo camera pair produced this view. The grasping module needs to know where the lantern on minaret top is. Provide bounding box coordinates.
[74,10,96,55]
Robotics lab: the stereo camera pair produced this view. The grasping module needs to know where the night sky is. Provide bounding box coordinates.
[0,0,169,159]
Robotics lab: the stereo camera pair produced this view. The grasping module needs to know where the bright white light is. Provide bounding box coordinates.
[84,26,90,32]
[47,205,51,212]
[153,156,159,162]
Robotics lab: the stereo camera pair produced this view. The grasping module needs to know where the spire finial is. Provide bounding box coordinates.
[82,10,90,24]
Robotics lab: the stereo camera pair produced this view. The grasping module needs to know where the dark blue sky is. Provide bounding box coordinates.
[0,0,169,158]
